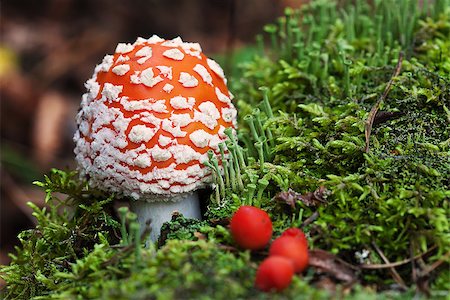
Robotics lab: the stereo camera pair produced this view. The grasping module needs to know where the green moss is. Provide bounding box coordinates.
[1,0,450,298]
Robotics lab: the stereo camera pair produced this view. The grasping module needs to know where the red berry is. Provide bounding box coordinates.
[255,256,294,292]
[281,228,308,247]
[230,206,273,250]
[269,236,309,273]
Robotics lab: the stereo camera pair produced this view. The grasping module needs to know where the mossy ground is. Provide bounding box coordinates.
[1,0,449,299]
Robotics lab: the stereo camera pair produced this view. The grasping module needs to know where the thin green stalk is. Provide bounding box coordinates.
[228,155,237,192]
[118,207,129,246]
[130,222,141,268]
[238,131,256,158]
[246,184,257,206]
[309,49,320,76]
[127,212,137,225]
[285,7,294,58]
[320,53,329,82]
[252,109,270,159]
[256,178,270,205]
[259,86,274,118]
[278,16,287,56]
[204,161,221,204]
[304,15,316,47]
[223,127,246,170]
[235,145,247,170]
[255,140,265,173]
[292,29,304,60]
[244,115,259,141]
[228,143,244,192]
[264,24,278,54]
[209,152,225,199]
[340,51,352,98]
[256,34,264,56]
[218,143,230,188]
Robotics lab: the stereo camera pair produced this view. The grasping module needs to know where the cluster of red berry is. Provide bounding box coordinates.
[230,206,309,292]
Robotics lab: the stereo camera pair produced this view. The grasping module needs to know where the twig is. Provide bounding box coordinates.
[410,242,418,285]
[300,211,320,227]
[365,52,404,153]
[372,242,407,289]
[360,245,437,269]
[419,251,450,278]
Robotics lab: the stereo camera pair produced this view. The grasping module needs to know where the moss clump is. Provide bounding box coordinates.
[2,0,450,299]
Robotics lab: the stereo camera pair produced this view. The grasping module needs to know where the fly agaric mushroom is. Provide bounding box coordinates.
[74,35,237,242]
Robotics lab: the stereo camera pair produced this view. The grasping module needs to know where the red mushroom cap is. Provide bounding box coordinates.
[230,206,273,250]
[269,236,309,273]
[74,36,237,200]
[255,256,294,292]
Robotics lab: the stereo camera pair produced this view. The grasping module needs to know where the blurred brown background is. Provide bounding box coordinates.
[0,0,303,271]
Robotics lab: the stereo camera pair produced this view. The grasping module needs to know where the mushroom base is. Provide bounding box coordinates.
[130,192,202,243]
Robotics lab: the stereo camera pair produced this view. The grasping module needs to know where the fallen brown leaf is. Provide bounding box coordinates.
[273,186,328,208]
[308,249,359,283]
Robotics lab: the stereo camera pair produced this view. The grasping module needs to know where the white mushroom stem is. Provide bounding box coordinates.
[130,192,202,243]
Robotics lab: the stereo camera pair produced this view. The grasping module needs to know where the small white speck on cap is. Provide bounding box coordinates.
[170,113,193,127]
[116,55,130,63]
[139,112,164,127]
[120,98,167,113]
[209,134,222,150]
[136,46,153,65]
[134,37,148,45]
[170,144,201,164]
[163,83,174,93]
[158,135,173,147]
[189,129,212,148]
[134,153,152,168]
[184,49,202,59]
[147,35,165,44]
[194,110,218,130]
[218,125,227,138]
[130,71,141,84]
[98,55,114,72]
[215,87,231,103]
[198,101,220,119]
[193,64,213,85]
[162,37,184,47]
[170,96,195,110]
[156,66,173,79]
[137,56,151,65]
[128,125,158,143]
[182,42,202,52]
[163,48,185,61]
[161,119,187,137]
[181,42,202,59]
[207,58,226,83]
[221,107,237,123]
[141,67,164,88]
[78,121,90,136]
[85,78,100,98]
[179,72,198,87]
[151,145,172,162]
[135,46,152,57]
[101,83,123,101]
[112,64,130,76]
[116,43,135,54]
[150,99,169,113]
